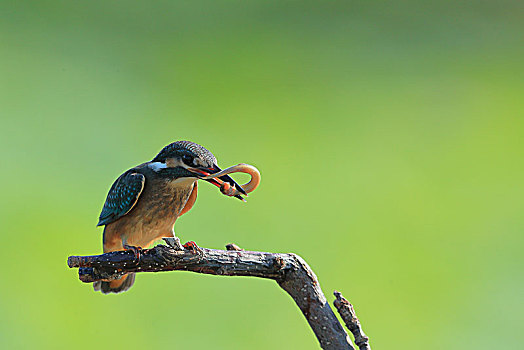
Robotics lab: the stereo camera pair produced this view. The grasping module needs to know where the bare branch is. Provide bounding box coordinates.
[67,240,357,349]
[334,291,371,350]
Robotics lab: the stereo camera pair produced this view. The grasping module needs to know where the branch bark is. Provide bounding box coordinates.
[334,291,371,350]
[68,240,367,349]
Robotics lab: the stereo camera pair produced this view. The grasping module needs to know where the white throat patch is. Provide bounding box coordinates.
[148,162,168,172]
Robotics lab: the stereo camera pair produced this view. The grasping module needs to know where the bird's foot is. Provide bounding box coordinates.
[123,244,142,262]
[182,241,200,253]
[163,237,185,251]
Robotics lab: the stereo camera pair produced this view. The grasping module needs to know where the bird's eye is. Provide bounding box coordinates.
[182,154,194,166]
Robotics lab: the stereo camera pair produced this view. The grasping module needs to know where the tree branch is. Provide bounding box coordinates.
[334,291,371,350]
[68,239,365,349]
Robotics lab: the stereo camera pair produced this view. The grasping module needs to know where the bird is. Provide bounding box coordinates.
[93,140,247,294]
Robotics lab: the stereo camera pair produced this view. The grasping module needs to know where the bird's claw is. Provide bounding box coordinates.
[163,237,185,251]
[182,241,200,253]
[123,244,142,262]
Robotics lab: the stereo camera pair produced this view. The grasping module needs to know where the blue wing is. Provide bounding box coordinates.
[97,171,145,226]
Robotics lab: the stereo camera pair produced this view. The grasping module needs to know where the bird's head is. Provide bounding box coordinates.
[149,141,247,198]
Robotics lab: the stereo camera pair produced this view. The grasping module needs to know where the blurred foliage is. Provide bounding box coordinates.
[0,1,523,349]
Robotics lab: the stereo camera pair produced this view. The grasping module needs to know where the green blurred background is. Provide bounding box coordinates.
[1,1,522,349]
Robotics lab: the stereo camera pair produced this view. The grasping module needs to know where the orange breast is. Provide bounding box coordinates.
[102,179,197,251]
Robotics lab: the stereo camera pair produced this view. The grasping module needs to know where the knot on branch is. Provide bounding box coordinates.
[225,243,243,251]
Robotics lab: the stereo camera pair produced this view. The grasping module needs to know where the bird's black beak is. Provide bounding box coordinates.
[187,164,247,200]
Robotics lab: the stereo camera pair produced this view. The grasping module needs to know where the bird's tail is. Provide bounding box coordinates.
[93,273,135,294]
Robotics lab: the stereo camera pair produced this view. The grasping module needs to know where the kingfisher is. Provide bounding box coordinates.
[93,141,247,294]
